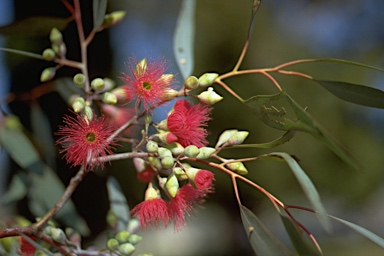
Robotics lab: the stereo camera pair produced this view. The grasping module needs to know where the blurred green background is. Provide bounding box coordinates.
[1,0,384,255]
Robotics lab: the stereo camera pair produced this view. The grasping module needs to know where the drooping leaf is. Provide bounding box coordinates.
[28,165,90,236]
[303,58,384,73]
[1,174,27,205]
[173,0,196,80]
[277,208,322,255]
[265,152,331,232]
[31,103,56,168]
[0,17,69,36]
[314,80,384,109]
[107,177,130,231]
[240,205,294,256]
[93,0,108,31]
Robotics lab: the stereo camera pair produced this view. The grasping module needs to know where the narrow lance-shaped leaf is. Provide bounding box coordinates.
[240,205,294,256]
[314,80,384,109]
[173,0,196,80]
[93,0,108,31]
[107,177,130,231]
[247,0,261,40]
[0,17,69,36]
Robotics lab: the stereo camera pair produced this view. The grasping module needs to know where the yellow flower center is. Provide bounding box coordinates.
[86,132,96,142]
[142,81,152,90]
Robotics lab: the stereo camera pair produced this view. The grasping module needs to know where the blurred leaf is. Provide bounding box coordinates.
[53,77,83,104]
[173,0,196,80]
[0,116,41,171]
[308,58,384,73]
[265,152,331,232]
[240,205,294,256]
[107,177,130,231]
[314,80,384,108]
[229,130,296,149]
[31,103,56,168]
[93,0,108,31]
[0,17,69,36]
[329,215,384,249]
[1,174,27,205]
[278,208,322,255]
[28,165,90,236]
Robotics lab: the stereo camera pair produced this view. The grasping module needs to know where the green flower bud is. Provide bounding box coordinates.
[118,243,136,256]
[72,97,85,113]
[111,87,127,101]
[42,48,55,61]
[158,147,172,158]
[103,92,118,105]
[84,106,94,121]
[43,225,52,236]
[184,75,199,90]
[184,145,200,158]
[185,166,199,181]
[148,156,162,170]
[103,77,116,91]
[198,73,219,87]
[166,142,184,156]
[73,73,86,88]
[103,11,126,27]
[145,183,160,200]
[196,147,216,159]
[133,157,146,173]
[50,227,66,243]
[165,174,179,198]
[198,87,223,105]
[157,131,177,144]
[174,166,188,180]
[115,231,131,244]
[161,88,178,100]
[127,219,140,233]
[216,129,238,147]
[40,67,56,82]
[91,78,105,91]
[146,141,158,153]
[157,119,168,131]
[159,74,174,86]
[135,58,147,76]
[227,161,248,175]
[127,234,142,245]
[161,156,174,169]
[106,209,118,228]
[227,131,249,145]
[50,27,63,44]
[107,238,119,250]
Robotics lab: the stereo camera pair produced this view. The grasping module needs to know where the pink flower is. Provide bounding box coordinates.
[55,113,116,171]
[194,170,215,192]
[167,100,212,147]
[120,56,174,110]
[19,237,36,256]
[131,198,169,229]
[101,104,137,137]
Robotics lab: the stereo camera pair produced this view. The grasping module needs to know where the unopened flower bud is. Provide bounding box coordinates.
[198,73,219,87]
[227,131,249,145]
[127,234,142,245]
[146,141,158,153]
[73,73,86,88]
[161,88,178,100]
[227,161,248,175]
[50,227,66,243]
[127,219,140,233]
[115,231,131,244]
[174,166,188,180]
[133,158,146,173]
[166,142,184,156]
[158,131,177,144]
[198,87,223,105]
[184,145,200,158]
[119,243,136,256]
[158,147,172,158]
[72,97,85,113]
[135,58,147,76]
[103,78,116,91]
[40,67,56,82]
[42,48,55,61]
[185,166,199,181]
[165,174,179,198]
[196,147,216,159]
[161,156,174,169]
[216,129,238,147]
[111,87,127,101]
[145,183,160,200]
[157,119,168,131]
[106,209,118,228]
[50,27,62,44]
[184,75,199,90]
[84,106,94,121]
[103,92,117,105]
[91,78,105,91]
[148,156,162,170]
[159,74,174,86]
[107,238,119,250]
[103,11,126,27]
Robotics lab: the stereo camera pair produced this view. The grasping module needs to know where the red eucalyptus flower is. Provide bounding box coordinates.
[167,100,212,147]
[194,169,215,192]
[121,56,174,110]
[19,237,36,256]
[101,104,137,137]
[55,113,116,171]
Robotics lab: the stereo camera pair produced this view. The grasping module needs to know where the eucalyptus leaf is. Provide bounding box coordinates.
[314,80,384,109]
[107,177,130,231]
[248,0,261,39]
[93,0,108,31]
[0,17,69,36]
[1,174,27,205]
[53,77,83,104]
[240,205,294,256]
[265,152,331,232]
[173,0,196,80]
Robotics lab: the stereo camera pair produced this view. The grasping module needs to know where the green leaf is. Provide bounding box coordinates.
[93,0,108,31]
[1,174,27,205]
[265,152,331,232]
[53,77,83,104]
[0,116,41,171]
[240,205,294,256]
[314,80,384,109]
[0,17,69,36]
[173,0,196,80]
[107,177,130,231]
[304,58,384,73]
[278,208,322,255]
[230,130,296,149]
[28,165,90,236]
[329,215,384,249]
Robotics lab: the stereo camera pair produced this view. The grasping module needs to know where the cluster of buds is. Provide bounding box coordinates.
[106,230,142,256]
[183,73,223,105]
